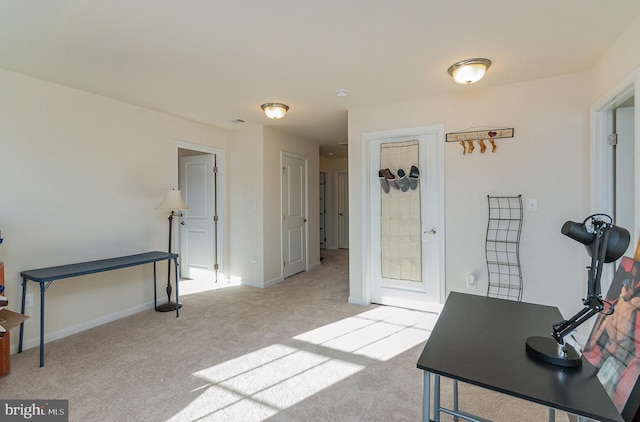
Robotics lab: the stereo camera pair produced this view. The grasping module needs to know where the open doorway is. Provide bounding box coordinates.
[319,147,349,252]
[591,72,638,294]
[175,142,226,295]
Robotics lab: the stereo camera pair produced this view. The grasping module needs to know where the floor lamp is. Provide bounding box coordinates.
[156,188,190,312]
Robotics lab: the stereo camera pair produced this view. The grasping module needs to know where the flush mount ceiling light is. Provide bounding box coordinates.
[447,58,492,85]
[261,103,289,119]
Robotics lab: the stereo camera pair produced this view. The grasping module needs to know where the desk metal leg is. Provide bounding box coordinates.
[18,277,27,353]
[549,408,555,422]
[423,371,431,422]
[453,380,459,422]
[434,374,441,422]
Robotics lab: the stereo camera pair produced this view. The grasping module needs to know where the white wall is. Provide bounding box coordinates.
[348,73,592,318]
[0,70,322,352]
[0,69,230,350]
[590,13,640,103]
[227,125,320,287]
[589,13,640,292]
[228,125,265,285]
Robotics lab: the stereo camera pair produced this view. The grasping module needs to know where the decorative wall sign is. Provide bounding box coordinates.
[446,128,514,154]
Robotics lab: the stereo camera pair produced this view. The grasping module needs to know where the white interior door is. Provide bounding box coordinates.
[180,154,216,280]
[282,153,307,278]
[366,126,445,312]
[338,172,349,249]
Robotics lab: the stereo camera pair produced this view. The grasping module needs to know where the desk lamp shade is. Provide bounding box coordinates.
[155,189,190,312]
[526,214,630,367]
[562,219,630,264]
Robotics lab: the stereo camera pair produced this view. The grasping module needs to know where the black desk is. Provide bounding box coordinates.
[18,251,179,367]
[417,292,623,422]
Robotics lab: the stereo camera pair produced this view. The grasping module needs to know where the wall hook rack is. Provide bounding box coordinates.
[446,128,514,154]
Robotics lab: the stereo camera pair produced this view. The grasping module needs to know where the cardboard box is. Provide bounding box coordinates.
[0,331,9,376]
[0,261,5,378]
[0,309,29,378]
[0,308,29,331]
[1,262,29,377]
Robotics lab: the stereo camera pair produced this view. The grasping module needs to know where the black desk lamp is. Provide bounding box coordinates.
[156,188,190,312]
[526,214,630,367]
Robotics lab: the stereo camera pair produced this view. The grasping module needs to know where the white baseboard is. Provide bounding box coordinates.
[241,276,284,288]
[13,301,155,354]
[348,296,368,306]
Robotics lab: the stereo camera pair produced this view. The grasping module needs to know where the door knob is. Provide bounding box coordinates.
[425,228,437,235]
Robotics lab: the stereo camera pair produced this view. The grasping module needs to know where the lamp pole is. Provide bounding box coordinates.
[155,188,189,312]
[156,211,182,312]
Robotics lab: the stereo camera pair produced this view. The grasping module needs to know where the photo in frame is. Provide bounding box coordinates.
[583,256,640,419]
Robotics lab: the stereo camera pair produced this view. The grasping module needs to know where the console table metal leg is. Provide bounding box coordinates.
[18,277,27,353]
[422,371,431,422]
[153,262,157,309]
[39,282,45,367]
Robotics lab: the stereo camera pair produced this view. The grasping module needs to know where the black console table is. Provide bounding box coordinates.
[417,292,623,422]
[18,251,179,367]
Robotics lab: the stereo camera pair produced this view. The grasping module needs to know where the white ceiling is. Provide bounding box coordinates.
[2,1,639,157]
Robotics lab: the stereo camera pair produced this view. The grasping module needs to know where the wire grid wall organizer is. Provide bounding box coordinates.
[485,195,523,301]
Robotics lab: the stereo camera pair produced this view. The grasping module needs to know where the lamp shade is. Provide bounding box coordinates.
[156,189,190,211]
[447,58,491,85]
[561,218,630,263]
[261,103,289,119]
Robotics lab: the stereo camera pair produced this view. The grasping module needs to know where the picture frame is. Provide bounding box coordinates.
[583,256,640,420]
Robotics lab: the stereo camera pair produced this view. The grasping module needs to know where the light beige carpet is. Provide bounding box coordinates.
[1,250,573,421]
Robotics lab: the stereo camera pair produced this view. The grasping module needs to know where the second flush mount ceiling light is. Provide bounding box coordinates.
[447,58,492,85]
[261,103,289,119]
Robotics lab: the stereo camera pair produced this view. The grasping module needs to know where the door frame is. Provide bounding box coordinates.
[590,68,639,293]
[360,125,446,308]
[173,141,225,281]
[319,171,327,250]
[337,171,349,249]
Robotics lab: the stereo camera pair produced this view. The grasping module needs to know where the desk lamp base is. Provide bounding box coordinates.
[156,302,182,312]
[526,336,582,368]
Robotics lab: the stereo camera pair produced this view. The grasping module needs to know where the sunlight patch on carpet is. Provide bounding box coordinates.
[171,344,363,421]
[171,306,438,421]
[180,270,242,296]
[293,306,438,361]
